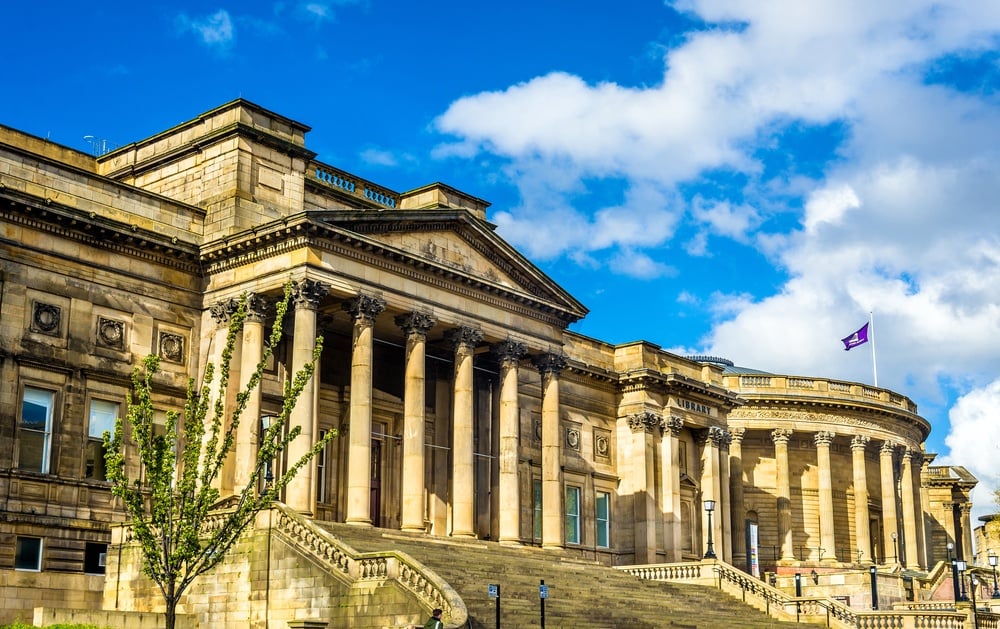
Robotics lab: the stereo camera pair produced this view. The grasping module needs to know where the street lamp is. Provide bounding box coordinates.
[957,559,968,601]
[703,499,717,559]
[989,552,999,599]
[970,574,980,629]
[891,532,897,564]
[949,542,961,602]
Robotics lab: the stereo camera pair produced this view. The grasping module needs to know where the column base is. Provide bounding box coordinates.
[345,518,373,527]
[498,538,523,547]
[451,530,477,538]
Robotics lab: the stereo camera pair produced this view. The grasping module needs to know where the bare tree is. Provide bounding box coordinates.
[105,283,335,629]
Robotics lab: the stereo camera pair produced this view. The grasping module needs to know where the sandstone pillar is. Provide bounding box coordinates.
[960,503,974,562]
[208,297,239,494]
[661,416,684,562]
[851,435,872,564]
[729,428,747,568]
[396,312,436,532]
[449,326,483,537]
[628,412,659,563]
[900,449,921,569]
[814,431,837,563]
[536,353,567,549]
[879,441,899,564]
[286,279,328,515]
[772,429,795,561]
[234,293,268,490]
[493,339,527,545]
[343,295,386,525]
[699,427,724,559]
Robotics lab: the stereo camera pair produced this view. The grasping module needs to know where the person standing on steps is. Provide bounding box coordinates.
[423,608,443,629]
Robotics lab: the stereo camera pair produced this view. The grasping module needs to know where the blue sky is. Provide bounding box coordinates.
[4,1,1000,516]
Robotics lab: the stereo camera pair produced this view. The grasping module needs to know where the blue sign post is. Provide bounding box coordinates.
[539,580,549,629]
[488,584,500,628]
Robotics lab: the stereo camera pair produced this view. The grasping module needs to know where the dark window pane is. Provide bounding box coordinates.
[17,431,45,472]
[84,542,107,574]
[15,537,41,571]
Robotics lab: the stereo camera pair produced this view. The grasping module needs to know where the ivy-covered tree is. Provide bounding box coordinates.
[105,283,336,629]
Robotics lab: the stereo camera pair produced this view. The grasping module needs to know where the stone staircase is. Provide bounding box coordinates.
[318,523,804,628]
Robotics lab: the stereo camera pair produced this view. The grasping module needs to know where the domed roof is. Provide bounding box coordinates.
[687,355,773,376]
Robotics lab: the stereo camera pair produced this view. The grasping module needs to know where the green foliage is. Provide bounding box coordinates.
[104,282,337,628]
[0,624,110,629]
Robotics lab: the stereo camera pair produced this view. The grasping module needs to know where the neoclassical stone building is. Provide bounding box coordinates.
[0,100,977,621]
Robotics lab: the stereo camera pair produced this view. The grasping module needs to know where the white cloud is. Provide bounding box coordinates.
[178,10,235,48]
[937,379,1000,521]
[360,148,398,167]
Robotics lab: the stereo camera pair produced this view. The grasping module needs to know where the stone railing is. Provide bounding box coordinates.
[726,374,920,414]
[622,559,970,629]
[272,504,466,625]
[312,163,400,208]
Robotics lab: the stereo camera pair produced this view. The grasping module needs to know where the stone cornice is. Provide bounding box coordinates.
[617,368,741,409]
[0,189,201,273]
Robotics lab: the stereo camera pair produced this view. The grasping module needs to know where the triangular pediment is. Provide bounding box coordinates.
[316,209,588,323]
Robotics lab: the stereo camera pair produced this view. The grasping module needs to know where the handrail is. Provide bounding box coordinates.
[623,559,971,629]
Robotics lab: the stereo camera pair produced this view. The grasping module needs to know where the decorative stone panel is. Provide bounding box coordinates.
[565,422,582,452]
[158,331,186,364]
[96,316,126,350]
[594,428,611,461]
[31,301,61,336]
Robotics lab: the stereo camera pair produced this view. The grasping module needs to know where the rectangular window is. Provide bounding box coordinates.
[532,479,542,541]
[596,491,610,548]
[86,399,118,480]
[316,429,328,502]
[19,387,55,473]
[84,542,108,574]
[15,536,42,571]
[565,485,581,545]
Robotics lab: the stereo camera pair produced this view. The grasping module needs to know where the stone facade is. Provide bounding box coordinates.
[0,100,978,626]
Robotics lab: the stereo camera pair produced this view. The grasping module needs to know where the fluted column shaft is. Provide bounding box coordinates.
[900,449,921,569]
[397,312,436,532]
[286,280,328,514]
[235,295,268,490]
[661,417,684,562]
[815,431,837,562]
[879,441,899,564]
[851,435,872,564]
[450,327,483,537]
[344,295,386,525]
[772,429,794,561]
[495,340,527,545]
[537,353,567,549]
[729,428,747,568]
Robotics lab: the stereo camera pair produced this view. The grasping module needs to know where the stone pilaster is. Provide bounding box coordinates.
[900,449,921,569]
[772,429,795,561]
[493,339,527,545]
[396,311,436,532]
[286,279,329,515]
[536,352,567,549]
[814,431,836,563]
[449,326,484,537]
[719,430,733,563]
[728,428,747,568]
[851,435,872,564]
[628,411,660,563]
[661,416,684,562]
[208,297,240,495]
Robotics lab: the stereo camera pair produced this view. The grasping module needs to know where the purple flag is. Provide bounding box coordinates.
[841,322,869,351]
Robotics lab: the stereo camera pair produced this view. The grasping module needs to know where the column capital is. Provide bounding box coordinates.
[210,297,240,325]
[851,435,870,450]
[814,431,836,447]
[395,311,436,337]
[960,503,973,515]
[902,448,923,466]
[729,427,746,443]
[245,293,270,323]
[697,426,726,447]
[447,325,484,350]
[293,279,329,309]
[666,415,685,436]
[344,294,386,323]
[628,411,660,434]
[533,352,568,375]
[492,339,528,367]
[880,440,898,456]
[771,428,793,445]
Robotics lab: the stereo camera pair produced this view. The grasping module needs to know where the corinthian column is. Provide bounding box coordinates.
[772,429,795,561]
[662,416,684,562]
[449,326,483,537]
[851,435,872,564]
[396,311,436,532]
[343,295,386,525]
[814,431,837,562]
[494,339,527,545]
[235,294,268,490]
[729,428,747,568]
[879,441,899,564]
[535,352,567,549]
[719,430,733,563]
[208,298,239,495]
[286,279,328,514]
[900,448,921,569]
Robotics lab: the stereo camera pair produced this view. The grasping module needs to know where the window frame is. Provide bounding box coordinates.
[85,398,119,480]
[14,536,43,572]
[595,490,611,548]
[18,385,56,474]
[565,485,581,545]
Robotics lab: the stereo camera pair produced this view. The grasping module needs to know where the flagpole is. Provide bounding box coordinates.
[869,311,878,387]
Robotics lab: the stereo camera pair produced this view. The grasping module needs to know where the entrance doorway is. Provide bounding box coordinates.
[370,423,384,526]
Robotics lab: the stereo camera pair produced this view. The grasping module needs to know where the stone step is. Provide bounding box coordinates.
[318,523,804,628]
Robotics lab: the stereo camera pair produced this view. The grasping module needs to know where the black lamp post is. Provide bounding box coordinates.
[949,542,961,602]
[970,574,980,629]
[869,565,878,610]
[891,532,897,564]
[703,499,717,559]
[989,552,999,599]
[957,560,968,601]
